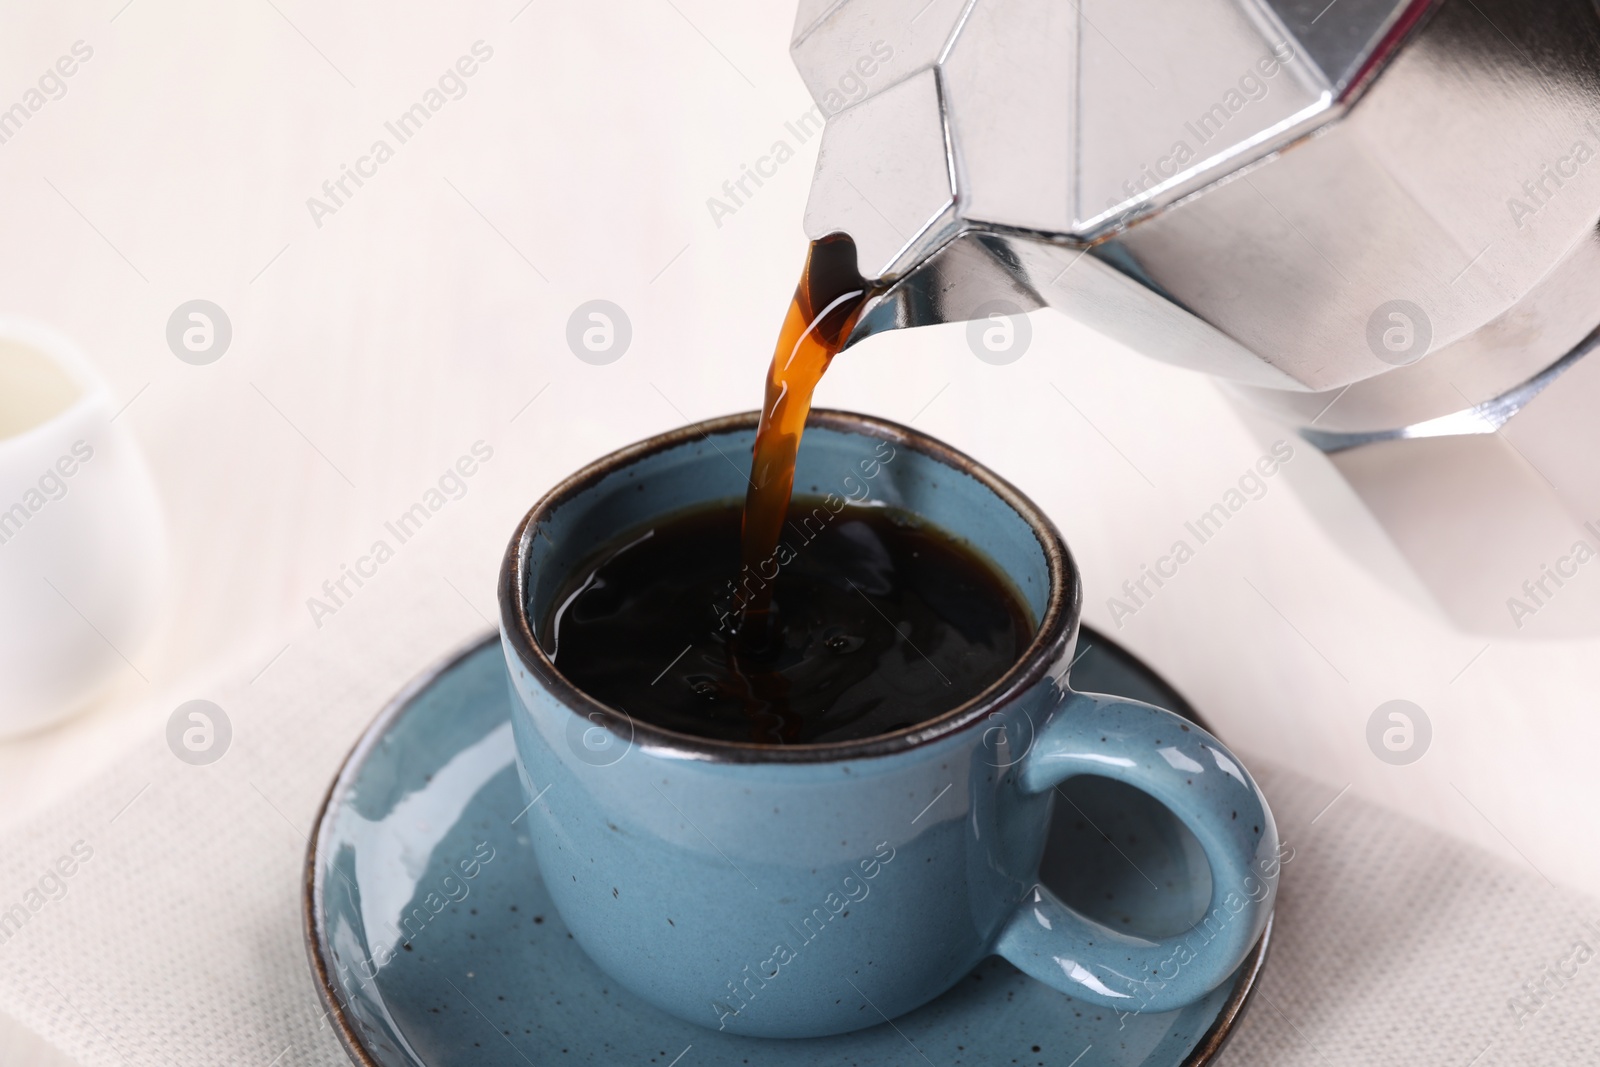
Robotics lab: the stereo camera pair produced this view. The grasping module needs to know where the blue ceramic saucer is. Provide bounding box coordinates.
[304,629,1270,1067]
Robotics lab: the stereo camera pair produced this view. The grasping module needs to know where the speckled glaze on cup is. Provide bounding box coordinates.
[498,410,1278,1040]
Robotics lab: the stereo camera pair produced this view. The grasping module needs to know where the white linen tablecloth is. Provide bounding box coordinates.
[0,564,1595,1066]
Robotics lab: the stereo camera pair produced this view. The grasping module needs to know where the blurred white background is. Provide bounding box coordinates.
[0,0,1593,927]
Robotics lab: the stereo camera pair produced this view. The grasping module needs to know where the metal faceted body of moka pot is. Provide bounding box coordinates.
[795,0,1600,636]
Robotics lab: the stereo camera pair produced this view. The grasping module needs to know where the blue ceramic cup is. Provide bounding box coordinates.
[498,410,1278,1040]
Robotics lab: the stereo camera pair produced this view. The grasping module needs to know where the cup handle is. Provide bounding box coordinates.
[993,690,1278,1014]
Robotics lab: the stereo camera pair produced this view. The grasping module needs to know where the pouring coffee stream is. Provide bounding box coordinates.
[735,234,876,651]
[541,230,1032,749]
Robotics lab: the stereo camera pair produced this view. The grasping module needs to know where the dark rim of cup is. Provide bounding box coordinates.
[498,408,1080,764]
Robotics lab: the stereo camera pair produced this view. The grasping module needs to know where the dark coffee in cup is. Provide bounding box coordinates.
[538,498,1033,745]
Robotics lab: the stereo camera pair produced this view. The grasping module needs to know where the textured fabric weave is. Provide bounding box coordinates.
[0,569,1593,1067]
